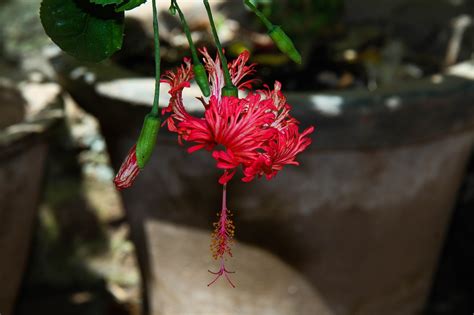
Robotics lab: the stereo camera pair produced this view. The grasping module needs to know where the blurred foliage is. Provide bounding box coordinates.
[0,0,50,58]
[244,0,344,67]
[252,0,344,40]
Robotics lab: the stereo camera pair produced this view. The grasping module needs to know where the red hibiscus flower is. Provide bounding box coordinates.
[162,48,314,185]
[161,48,314,287]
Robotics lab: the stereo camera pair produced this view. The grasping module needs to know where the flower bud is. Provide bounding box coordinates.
[221,85,238,97]
[114,144,140,190]
[136,114,161,169]
[268,26,302,64]
[193,63,211,97]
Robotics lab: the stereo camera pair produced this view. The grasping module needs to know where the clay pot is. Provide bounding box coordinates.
[53,55,474,315]
[0,80,62,315]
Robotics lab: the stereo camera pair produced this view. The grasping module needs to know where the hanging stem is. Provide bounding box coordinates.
[172,0,199,64]
[243,0,273,30]
[150,0,161,116]
[203,0,234,90]
[171,0,210,96]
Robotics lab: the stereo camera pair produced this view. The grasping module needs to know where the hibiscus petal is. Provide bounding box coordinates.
[114,145,140,190]
[218,169,237,185]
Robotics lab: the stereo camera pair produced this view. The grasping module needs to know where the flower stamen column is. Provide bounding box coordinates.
[208,183,236,287]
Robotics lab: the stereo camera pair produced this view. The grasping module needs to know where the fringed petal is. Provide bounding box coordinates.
[113,145,140,190]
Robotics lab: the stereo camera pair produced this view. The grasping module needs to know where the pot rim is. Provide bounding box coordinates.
[52,55,474,150]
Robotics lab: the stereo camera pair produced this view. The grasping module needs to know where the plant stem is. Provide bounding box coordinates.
[151,0,161,116]
[243,0,273,30]
[172,0,199,64]
[203,0,234,88]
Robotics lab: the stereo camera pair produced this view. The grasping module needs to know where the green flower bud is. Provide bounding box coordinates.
[136,113,161,169]
[222,85,238,97]
[268,26,302,64]
[193,63,211,97]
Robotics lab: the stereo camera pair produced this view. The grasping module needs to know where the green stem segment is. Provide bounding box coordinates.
[203,0,238,97]
[151,0,161,116]
[172,0,210,97]
[171,0,200,66]
[135,0,162,169]
[243,0,272,29]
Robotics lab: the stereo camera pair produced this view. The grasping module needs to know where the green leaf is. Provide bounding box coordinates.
[40,0,124,62]
[115,0,146,12]
[89,0,124,6]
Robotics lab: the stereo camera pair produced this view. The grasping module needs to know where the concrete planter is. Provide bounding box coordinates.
[0,81,62,315]
[53,55,474,315]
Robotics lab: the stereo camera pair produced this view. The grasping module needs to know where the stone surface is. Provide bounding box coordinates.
[147,221,333,315]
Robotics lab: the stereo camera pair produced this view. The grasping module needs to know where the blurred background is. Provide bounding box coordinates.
[0,0,474,315]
